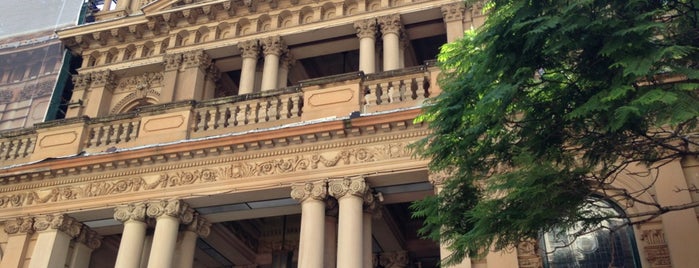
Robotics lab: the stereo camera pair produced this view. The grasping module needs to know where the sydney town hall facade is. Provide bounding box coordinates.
[0,0,697,267]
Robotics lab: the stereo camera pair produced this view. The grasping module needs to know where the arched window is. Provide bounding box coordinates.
[540,198,641,268]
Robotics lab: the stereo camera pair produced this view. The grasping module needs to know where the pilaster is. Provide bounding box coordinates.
[29,214,83,268]
[0,217,34,268]
[66,73,91,118]
[441,3,466,42]
[176,50,212,101]
[84,70,117,117]
[161,53,184,103]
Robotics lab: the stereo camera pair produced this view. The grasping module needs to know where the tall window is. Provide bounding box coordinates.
[540,198,641,268]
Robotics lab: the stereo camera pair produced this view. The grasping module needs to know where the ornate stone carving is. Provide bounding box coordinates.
[186,213,212,237]
[164,53,183,71]
[147,199,190,220]
[641,229,672,267]
[363,190,381,216]
[238,40,260,59]
[290,180,327,202]
[4,217,34,234]
[72,73,92,90]
[33,214,82,237]
[379,250,409,268]
[261,36,286,56]
[280,52,296,69]
[182,50,212,69]
[76,225,102,250]
[354,19,377,39]
[90,70,117,90]
[114,203,147,223]
[117,72,164,91]
[517,239,542,268]
[441,2,466,22]
[378,14,403,36]
[328,177,368,199]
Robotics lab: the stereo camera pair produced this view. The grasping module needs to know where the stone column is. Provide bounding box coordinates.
[176,50,212,101]
[238,40,260,95]
[354,19,377,74]
[84,70,117,117]
[29,214,83,268]
[65,73,90,118]
[261,36,286,91]
[161,53,183,103]
[363,191,380,268]
[139,234,154,268]
[146,199,194,268]
[102,0,113,10]
[114,203,148,268]
[174,214,211,268]
[329,177,368,268]
[429,171,472,268]
[291,180,328,268]
[441,3,466,42]
[69,226,102,268]
[379,250,409,268]
[379,15,402,71]
[324,203,338,268]
[0,217,34,268]
[278,52,295,89]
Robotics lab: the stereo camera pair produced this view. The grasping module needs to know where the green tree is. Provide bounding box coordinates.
[412,0,699,265]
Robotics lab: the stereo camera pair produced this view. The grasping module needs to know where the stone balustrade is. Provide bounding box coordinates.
[0,64,440,165]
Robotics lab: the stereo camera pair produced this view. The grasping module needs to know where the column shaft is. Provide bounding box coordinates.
[174,231,199,268]
[68,243,93,268]
[298,199,326,268]
[147,215,180,268]
[29,230,72,268]
[140,235,154,268]
[337,195,364,268]
[355,19,377,74]
[363,212,373,268]
[115,220,147,268]
[382,33,400,71]
[261,53,280,91]
[238,40,259,95]
[0,233,31,267]
[324,216,338,268]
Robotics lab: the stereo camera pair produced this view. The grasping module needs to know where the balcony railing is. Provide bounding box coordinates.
[0,64,440,165]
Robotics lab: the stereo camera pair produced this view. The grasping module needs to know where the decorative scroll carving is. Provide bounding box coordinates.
[228,142,411,178]
[114,203,147,222]
[182,50,212,69]
[290,180,327,202]
[186,214,212,237]
[4,217,34,234]
[238,40,260,59]
[354,19,377,39]
[328,177,367,199]
[164,53,183,71]
[33,214,82,238]
[261,36,286,56]
[641,229,672,267]
[147,199,190,221]
[379,250,409,268]
[441,2,466,22]
[378,14,403,36]
[76,225,103,250]
[517,239,542,268]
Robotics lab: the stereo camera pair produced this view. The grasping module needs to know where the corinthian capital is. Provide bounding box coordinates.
[76,225,103,250]
[378,14,403,36]
[261,36,287,56]
[186,213,212,238]
[291,180,328,203]
[114,203,147,223]
[33,214,83,238]
[164,53,183,71]
[90,70,117,90]
[238,40,260,59]
[182,50,212,69]
[72,73,92,90]
[4,217,34,235]
[354,18,377,39]
[328,177,368,199]
[147,199,190,220]
[441,2,466,22]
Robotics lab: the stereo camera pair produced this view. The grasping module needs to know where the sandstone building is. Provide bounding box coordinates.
[0,0,697,267]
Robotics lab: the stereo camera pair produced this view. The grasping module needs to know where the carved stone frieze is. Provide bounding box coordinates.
[114,203,147,223]
[641,229,672,267]
[261,36,286,56]
[0,136,417,208]
[354,19,378,39]
[117,72,164,92]
[328,177,368,199]
[441,2,466,22]
[378,14,403,36]
[238,40,260,59]
[4,217,34,234]
[34,214,82,238]
[290,180,327,203]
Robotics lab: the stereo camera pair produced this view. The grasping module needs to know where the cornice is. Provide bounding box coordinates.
[0,108,423,184]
